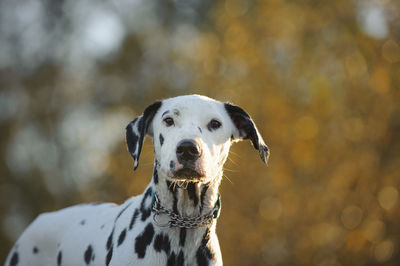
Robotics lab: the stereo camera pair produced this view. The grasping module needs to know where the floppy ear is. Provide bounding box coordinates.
[224,103,269,164]
[126,101,162,170]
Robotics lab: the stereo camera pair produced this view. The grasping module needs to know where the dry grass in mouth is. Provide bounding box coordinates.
[168,179,201,190]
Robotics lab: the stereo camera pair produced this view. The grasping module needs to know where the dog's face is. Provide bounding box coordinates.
[126,95,269,184]
[151,96,235,184]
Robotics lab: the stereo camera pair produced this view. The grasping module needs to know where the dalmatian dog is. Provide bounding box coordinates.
[5,95,269,266]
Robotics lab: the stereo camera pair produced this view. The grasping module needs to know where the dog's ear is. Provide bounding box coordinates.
[126,101,162,170]
[224,103,269,164]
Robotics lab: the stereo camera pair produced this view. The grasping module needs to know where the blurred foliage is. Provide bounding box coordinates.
[1,0,400,265]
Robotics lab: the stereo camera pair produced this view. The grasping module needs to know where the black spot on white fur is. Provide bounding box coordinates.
[129,209,140,230]
[105,228,114,265]
[105,226,116,265]
[117,228,127,246]
[135,223,155,258]
[159,134,164,146]
[200,185,209,213]
[153,166,159,184]
[187,182,199,207]
[166,250,184,266]
[154,233,171,254]
[106,229,113,250]
[57,250,62,266]
[9,251,18,266]
[33,246,39,254]
[84,245,93,265]
[179,228,186,247]
[177,250,185,266]
[196,229,214,266]
[167,251,176,266]
[104,201,132,264]
[106,247,113,265]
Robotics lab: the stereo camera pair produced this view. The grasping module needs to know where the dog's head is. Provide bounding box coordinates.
[126,95,269,184]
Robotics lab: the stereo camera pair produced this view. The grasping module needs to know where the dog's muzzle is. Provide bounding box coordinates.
[174,139,202,179]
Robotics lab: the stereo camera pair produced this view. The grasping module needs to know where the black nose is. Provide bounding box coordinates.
[176,140,202,163]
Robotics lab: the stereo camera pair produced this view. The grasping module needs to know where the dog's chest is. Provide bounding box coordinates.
[95,194,218,266]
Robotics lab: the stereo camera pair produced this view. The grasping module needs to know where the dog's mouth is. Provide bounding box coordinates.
[167,168,206,190]
[173,168,202,180]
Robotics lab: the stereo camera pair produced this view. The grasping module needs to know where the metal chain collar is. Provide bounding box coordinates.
[152,193,221,229]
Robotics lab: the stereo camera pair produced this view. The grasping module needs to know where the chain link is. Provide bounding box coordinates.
[152,194,216,229]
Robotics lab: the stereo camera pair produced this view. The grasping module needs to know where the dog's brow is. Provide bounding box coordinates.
[161,110,170,117]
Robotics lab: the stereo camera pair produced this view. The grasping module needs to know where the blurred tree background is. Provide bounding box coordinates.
[1,0,400,265]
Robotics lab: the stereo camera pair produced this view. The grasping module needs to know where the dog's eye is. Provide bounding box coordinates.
[163,117,174,127]
[208,119,222,130]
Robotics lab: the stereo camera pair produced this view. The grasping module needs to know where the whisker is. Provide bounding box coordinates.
[222,174,234,185]
[223,168,239,173]
[227,156,239,165]
[229,151,241,158]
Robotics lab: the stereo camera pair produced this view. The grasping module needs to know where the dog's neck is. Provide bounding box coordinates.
[144,163,222,264]
[152,164,221,219]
